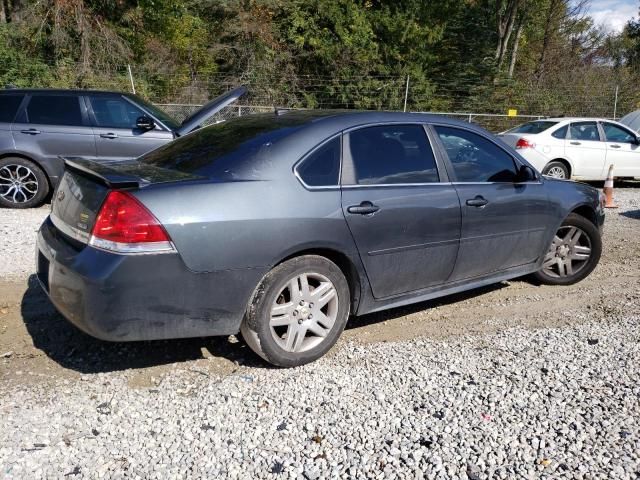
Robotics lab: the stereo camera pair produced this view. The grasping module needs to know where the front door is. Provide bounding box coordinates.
[341,124,461,299]
[86,95,174,163]
[433,125,553,281]
[601,121,640,177]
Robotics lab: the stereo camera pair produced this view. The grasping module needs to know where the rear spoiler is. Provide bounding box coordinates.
[63,157,147,188]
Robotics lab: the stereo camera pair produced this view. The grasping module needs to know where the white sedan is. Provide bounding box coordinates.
[498,118,640,181]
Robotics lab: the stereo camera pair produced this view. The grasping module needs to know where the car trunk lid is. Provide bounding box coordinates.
[50,157,202,244]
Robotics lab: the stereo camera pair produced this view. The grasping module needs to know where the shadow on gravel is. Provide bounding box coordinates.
[22,274,512,373]
[620,210,640,220]
[20,275,269,373]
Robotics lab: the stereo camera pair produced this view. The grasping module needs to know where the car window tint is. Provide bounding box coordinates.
[551,125,568,139]
[569,122,600,141]
[507,121,558,134]
[0,94,24,123]
[435,126,518,182]
[89,96,146,129]
[27,95,83,126]
[348,125,438,185]
[602,123,636,143]
[297,137,340,186]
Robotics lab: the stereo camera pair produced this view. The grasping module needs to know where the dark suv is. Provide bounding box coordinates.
[0,86,246,208]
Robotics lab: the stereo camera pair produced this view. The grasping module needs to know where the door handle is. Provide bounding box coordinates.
[347,201,380,215]
[466,196,488,208]
[20,129,40,135]
[100,133,118,139]
[610,144,621,149]
[570,141,581,145]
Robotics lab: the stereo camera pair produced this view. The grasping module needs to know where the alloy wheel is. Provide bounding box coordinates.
[545,166,566,179]
[0,164,39,204]
[269,272,339,353]
[541,226,592,278]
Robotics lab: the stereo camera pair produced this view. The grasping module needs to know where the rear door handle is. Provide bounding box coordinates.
[466,196,488,208]
[570,141,581,145]
[100,133,118,139]
[610,144,621,149]
[20,129,40,135]
[347,201,380,215]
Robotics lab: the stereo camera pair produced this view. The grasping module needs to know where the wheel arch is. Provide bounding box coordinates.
[0,152,53,191]
[275,247,364,315]
[570,204,598,225]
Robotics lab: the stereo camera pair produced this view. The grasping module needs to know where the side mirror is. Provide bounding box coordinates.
[136,116,155,131]
[517,165,537,182]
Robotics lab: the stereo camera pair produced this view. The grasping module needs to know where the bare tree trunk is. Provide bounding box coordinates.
[534,0,561,82]
[496,0,521,69]
[508,21,524,78]
[1,0,11,23]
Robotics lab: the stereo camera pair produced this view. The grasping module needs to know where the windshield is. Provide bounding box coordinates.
[139,113,318,180]
[506,121,559,134]
[128,95,180,130]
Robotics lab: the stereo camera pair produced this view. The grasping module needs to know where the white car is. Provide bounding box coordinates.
[498,118,640,181]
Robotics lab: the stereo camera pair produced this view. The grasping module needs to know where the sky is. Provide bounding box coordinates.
[587,0,638,32]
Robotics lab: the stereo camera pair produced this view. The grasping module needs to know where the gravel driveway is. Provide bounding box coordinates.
[1,187,639,479]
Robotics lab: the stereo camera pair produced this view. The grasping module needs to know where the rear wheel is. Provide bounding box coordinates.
[542,161,570,179]
[534,213,601,286]
[0,157,49,208]
[241,255,350,367]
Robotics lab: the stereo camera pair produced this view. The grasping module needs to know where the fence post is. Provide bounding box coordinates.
[403,75,410,112]
[127,65,136,95]
[613,85,619,119]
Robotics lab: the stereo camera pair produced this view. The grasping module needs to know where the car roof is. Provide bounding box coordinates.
[0,88,130,96]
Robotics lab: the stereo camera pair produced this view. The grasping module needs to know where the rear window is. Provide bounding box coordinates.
[139,114,317,179]
[0,94,24,123]
[507,121,558,134]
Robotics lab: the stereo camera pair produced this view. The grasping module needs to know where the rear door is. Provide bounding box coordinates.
[564,121,607,179]
[86,94,174,163]
[0,93,25,150]
[600,122,640,177]
[11,93,97,172]
[341,123,461,299]
[433,125,553,281]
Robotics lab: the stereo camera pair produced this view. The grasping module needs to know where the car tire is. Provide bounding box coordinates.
[241,255,351,367]
[0,157,50,209]
[534,213,602,286]
[542,161,570,179]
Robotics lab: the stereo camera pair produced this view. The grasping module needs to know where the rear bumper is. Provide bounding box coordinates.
[36,217,265,341]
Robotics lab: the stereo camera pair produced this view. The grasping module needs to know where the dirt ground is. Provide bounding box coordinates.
[1,189,639,389]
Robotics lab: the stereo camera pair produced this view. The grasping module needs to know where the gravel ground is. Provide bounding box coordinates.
[1,186,639,479]
[0,205,49,280]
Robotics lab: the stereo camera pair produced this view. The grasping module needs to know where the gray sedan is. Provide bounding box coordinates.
[36,111,604,366]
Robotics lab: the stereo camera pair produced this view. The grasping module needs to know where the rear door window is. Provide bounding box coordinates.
[88,96,147,129]
[435,126,518,182]
[296,137,341,187]
[0,94,25,123]
[569,122,601,142]
[347,124,439,185]
[26,95,83,126]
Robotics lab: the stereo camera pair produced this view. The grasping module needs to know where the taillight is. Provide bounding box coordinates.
[515,138,536,149]
[89,191,175,254]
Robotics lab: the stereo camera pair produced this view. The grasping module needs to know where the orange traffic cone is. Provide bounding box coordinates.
[603,164,618,209]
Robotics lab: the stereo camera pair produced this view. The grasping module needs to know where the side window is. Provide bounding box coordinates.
[348,125,439,185]
[0,94,25,123]
[602,123,636,144]
[88,96,146,129]
[297,137,341,187]
[551,125,568,139]
[435,126,518,182]
[27,95,83,126]
[569,122,600,141]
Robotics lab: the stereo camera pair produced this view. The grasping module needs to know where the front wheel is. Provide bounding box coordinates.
[241,255,350,367]
[534,213,602,286]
